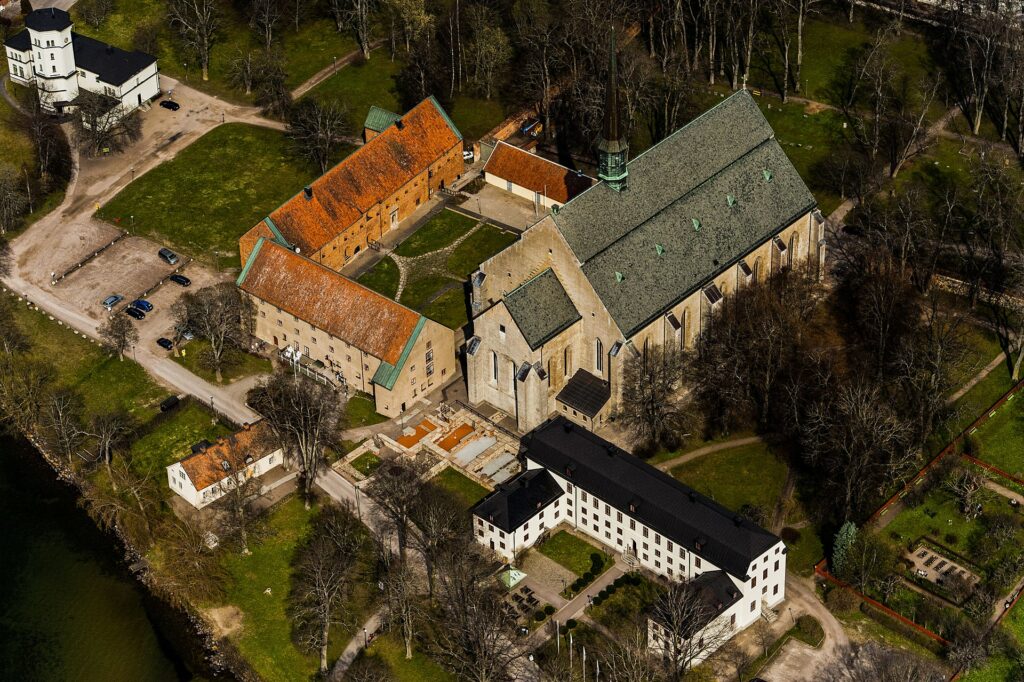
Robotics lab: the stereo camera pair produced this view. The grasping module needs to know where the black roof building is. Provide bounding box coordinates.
[71,34,156,86]
[522,417,781,579]
[4,30,30,51]
[24,8,73,32]
[556,369,611,419]
[471,468,563,533]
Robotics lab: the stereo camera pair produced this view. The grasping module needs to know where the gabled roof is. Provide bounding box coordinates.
[254,97,462,255]
[555,369,610,418]
[503,268,580,351]
[650,571,743,636]
[470,468,563,533]
[484,142,594,205]
[175,423,278,492]
[552,90,816,338]
[523,417,780,580]
[364,105,402,133]
[238,238,424,366]
[71,33,156,87]
[25,8,72,32]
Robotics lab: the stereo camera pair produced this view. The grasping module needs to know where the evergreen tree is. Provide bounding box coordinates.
[832,521,858,577]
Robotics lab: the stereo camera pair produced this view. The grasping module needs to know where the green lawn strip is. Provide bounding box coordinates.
[669,442,787,513]
[833,605,944,661]
[394,210,478,257]
[129,400,233,475]
[400,274,459,312]
[172,339,272,384]
[347,394,388,428]
[448,95,506,141]
[421,286,469,330]
[358,633,456,681]
[350,451,381,476]
[0,64,33,171]
[280,19,358,89]
[431,467,489,510]
[357,257,401,299]
[98,124,322,265]
[303,56,403,130]
[10,302,166,418]
[969,393,1024,478]
[644,429,758,465]
[782,524,826,578]
[928,368,1017,455]
[537,530,610,578]
[446,224,518,278]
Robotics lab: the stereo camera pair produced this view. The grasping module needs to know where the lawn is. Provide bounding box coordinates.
[400,274,461,313]
[446,224,518,277]
[0,64,33,172]
[357,633,455,682]
[782,523,826,578]
[645,429,758,466]
[350,451,381,476]
[930,363,1017,455]
[969,392,1024,478]
[172,339,273,384]
[304,56,403,130]
[357,257,401,299]
[670,442,788,514]
[537,530,610,578]
[98,124,322,265]
[447,95,505,141]
[421,287,470,330]
[71,0,355,102]
[10,301,166,419]
[130,400,233,475]
[394,210,478,258]
[347,394,388,428]
[430,467,489,510]
[587,574,661,633]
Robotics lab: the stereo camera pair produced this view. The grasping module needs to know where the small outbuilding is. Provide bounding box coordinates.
[483,141,594,210]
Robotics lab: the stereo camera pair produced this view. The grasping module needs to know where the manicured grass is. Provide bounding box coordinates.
[347,394,388,428]
[304,56,403,130]
[99,124,321,265]
[970,393,1024,478]
[0,65,33,172]
[358,633,456,682]
[10,301,166,419]
[670,442,787,514]
[399,274,459,312]
[537,530,610,578]
[71,0,354,102]
[783,523,826,577]
[130,401,233,475]
[883,486,1010,562]
[394,210,478,257]
[357,256,401,299]
[645,429,758,465]
[446,224,518,277]
[930,366,1017,455]
[431,467,489,510]
[588,574,661,632]
[350,451,381,476]
[172,339,273,383]
[421,286,469,330]
[448,95,506,141]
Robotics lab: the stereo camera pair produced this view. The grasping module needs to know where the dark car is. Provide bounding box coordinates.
[160,100,181,111]
[125,307,145,320]
[156,337,174,350]
[132,299,154,312]
[169,274,191,287]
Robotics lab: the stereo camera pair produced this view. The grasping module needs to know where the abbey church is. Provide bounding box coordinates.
[466,44,826,433]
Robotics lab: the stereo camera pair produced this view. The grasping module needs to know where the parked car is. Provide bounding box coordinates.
[125,307,146,320]
[132,299,154,312]
[102,294,123,310]
[520,118,542,138]
[156,337,174,350]
[169,274,191,287]
[158,248,179,265]
[181,329,195,341]
[462,149,475,162]
[160,100,181,111]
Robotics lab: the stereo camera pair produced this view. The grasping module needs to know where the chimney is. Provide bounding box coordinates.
[395,118,404,130]
[303,185,313,200]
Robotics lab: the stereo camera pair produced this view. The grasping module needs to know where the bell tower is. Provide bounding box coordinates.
[597,32,628,192]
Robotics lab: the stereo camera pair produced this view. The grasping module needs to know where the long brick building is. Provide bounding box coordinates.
[239,96,464,270]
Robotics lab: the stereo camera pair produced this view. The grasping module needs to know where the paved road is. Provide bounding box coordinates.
[761,576,849,681]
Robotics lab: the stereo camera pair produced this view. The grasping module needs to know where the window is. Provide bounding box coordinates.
[763,568,768,579]
[490,351,498,382]
[750,601,756,612]
[774,560,779,571]
[773,584,779,595]
[499,324,506,340]
[616,511,622,522]
[695,557,701,568]
[581,491,588,502]
[595,338,603,373]
[751,577,757,587]
[642,527,648,538]
[629,519,635,530]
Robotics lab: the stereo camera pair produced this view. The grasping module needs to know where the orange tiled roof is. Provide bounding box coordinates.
[259,97,462,255]
[483,142,594,205]
[178,422,278,492]
[238,238,422,365]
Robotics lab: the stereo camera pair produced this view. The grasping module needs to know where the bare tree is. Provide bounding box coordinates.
[327,0,375,59]
[89,410,134,485]
[227,49,260,95]
[382,0,431,54]
[715,641,753,682]
[0,356,51,434]
[211,429,274,555]
[618,343,694,452]
[753,620,774,656]
[287,97,352,174]
[0,235,12,277]
[0,164,29,234]
[650,579,734,679]
[173,283,246,382]
[168,0,221,81]
[290,506,363,675]
[822,642,946,681]
[512,0,563,137]
[409,482,466,597]
[381,557,420,659]
[72,91,143,156]
[253,49,292,117]
[247,371,344,506]
[249,0,281,50]
[43,389,86,468]
[366,454,429,560]
[466,15,512,99]
[944,465,984,517]
[98,313,139,361]
[158,511,228,604]
[597,619,661,682]
[78,0,115,28]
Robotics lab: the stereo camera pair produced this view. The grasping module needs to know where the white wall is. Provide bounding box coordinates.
[166,448,283,510]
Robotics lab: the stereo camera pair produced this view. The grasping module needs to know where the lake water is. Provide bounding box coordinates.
[0,434,196,681]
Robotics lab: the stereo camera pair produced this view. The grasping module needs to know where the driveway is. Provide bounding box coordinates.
[760,576,848,681]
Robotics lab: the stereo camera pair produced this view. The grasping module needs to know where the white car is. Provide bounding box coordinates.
[462,150,474,163]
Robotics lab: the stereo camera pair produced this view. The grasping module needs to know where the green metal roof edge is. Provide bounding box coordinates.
[428,95,463,141]
[371,316,427,390]
[237,237,266,286]
[263,217,290,248]
[364,105,401,132]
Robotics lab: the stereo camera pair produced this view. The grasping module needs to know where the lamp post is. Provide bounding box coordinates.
[362,627,368,648]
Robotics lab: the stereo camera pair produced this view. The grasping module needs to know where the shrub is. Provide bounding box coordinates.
[543,604,555,616]
[629,574,642,586]
[605,585,617,596]
[582,572,594,583]
[566,619,578,629]
[592,596,604,606]
[598,589,608,599]
[825,586,860,614]
[796,615,824,644]
[945,533,958,545]
[534,610,547,622]
[780,527,801,544]
[613,576,626,588]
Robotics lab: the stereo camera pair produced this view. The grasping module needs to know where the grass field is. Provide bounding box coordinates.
[588,574,661,632]
[0,64,33,172]
[350,451,381,476]
[400,274,459,311]
[537,530,609,578]
[431,467,489,510]
[99,124,321,265]
[447,95,506,141]
[358,633,455,681]
[970,393,1024,478]
[357,257,401,299]
[347,394,388,429]
[71,0,355,102]
[394,210,478,258]
[172,339,272,384]
[670,442,788,513]
[129,401,233,475]
[446,225,518,277]
[421,287,470,330]
[304,56,403,130]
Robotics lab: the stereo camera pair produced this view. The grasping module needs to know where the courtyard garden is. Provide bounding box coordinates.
[537,530,609,581]
[430,467,489,510]
[346,393,389,429]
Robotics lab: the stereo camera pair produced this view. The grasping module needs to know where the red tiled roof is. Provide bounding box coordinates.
[178,422,278,492]
[238,239,421,365]
[254,97,462,255]
[483,142,594,205]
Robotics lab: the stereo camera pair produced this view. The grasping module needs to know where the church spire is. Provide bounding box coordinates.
[598,30,628,192]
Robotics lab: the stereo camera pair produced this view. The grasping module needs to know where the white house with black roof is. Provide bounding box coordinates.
[471,417,786,663]
[4,8,159,117]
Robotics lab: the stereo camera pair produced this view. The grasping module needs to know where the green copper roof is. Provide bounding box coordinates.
[504,269,581,351]
[263,216,290,248]
[371,316,427,390]
[237,237,266,286]
[363,105,402,133]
